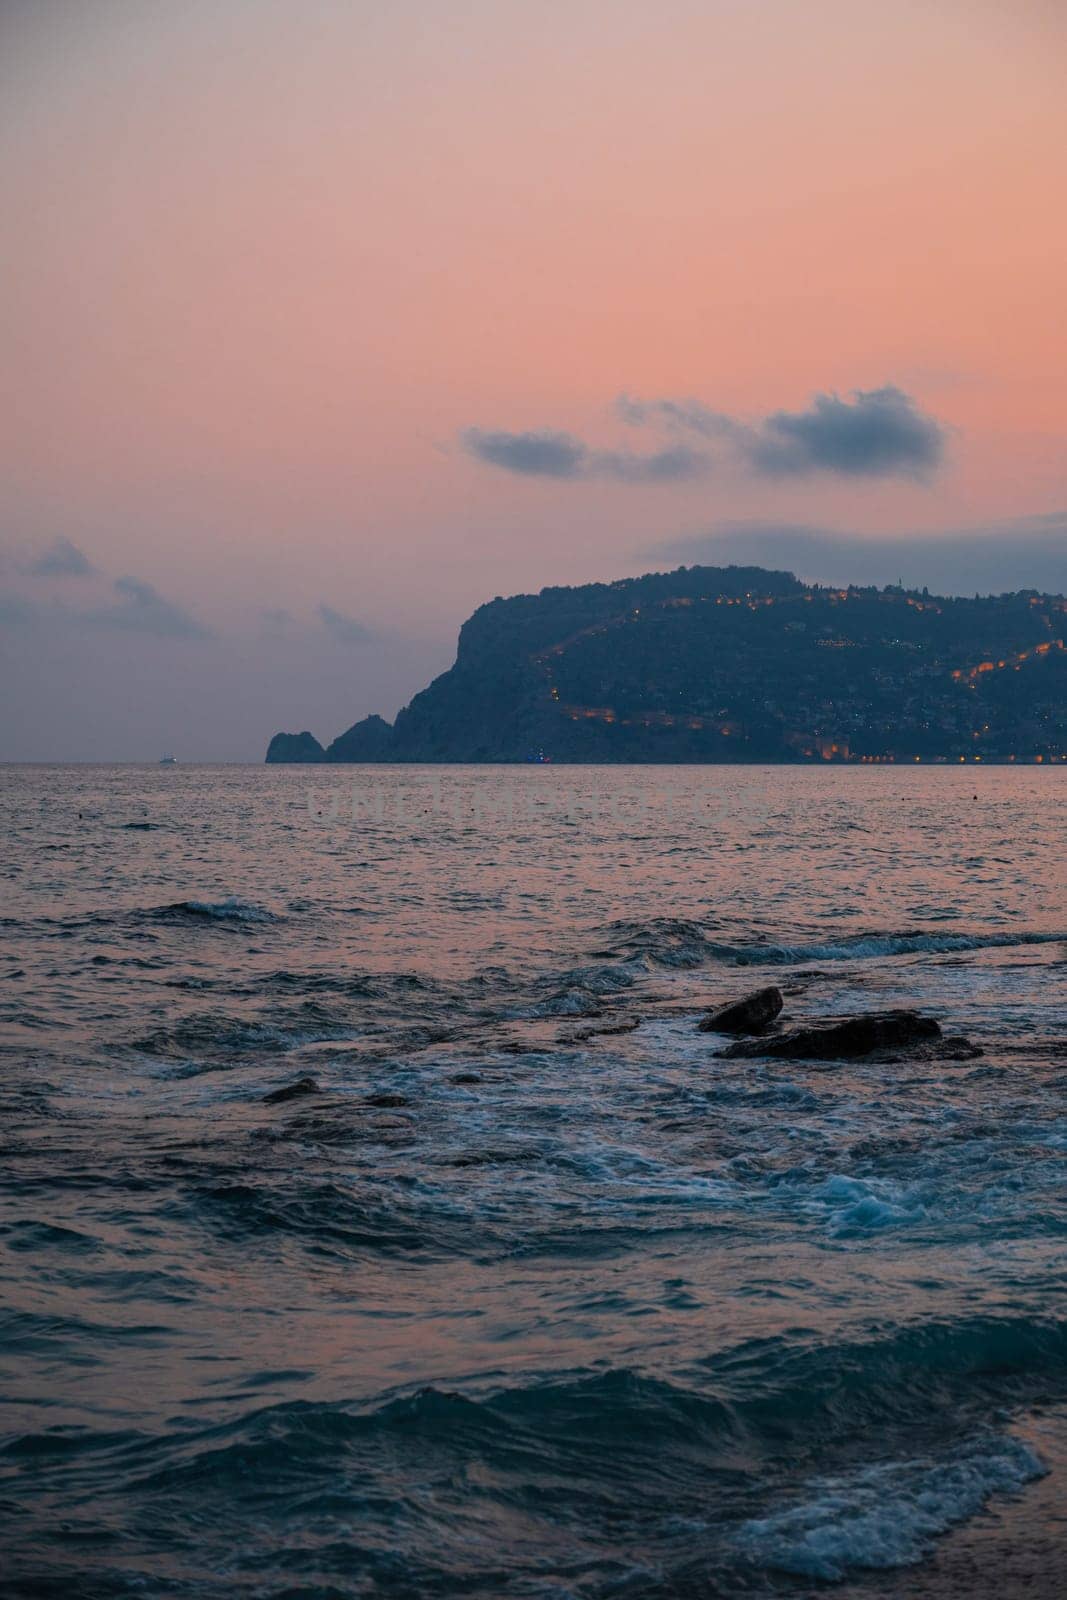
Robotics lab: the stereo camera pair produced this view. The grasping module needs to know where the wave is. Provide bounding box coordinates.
[132,1014,299,1063]
[597,918,1065,970]
[727,929,1067,966]
[255,967,391,997]
[5,1320,1063,1596]
[805,1172,928,1236]
[737,1431,1045,1580]
[160,897,276,924]
[104,1315,1067,1476]
[707,1315,1067,1452]
[0,898,278,939]
[511,986,605,1019]
[91,1368,744,1505]
[38,1322,1066,1510]
[183,1178,467,1258]
[595,916,727,968]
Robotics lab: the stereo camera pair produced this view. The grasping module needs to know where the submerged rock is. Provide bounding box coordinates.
[698,986,784,1035]
[262,1075,322,1104]
[719,1009,941,1061]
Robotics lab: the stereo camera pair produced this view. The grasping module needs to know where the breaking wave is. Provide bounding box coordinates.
[737,1433,1045,1580]
[728,929,1067,966]
[598,917,1065,970]
[6,1322,1060,1597]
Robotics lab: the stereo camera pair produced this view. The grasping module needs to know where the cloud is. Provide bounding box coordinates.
[25,537,96,577]
[462,428,588,478]
[461,426,711,483]
[463,385,946,486]
[652,511,1067,596]
[318,603,374,644]
[615,394,738,440]
[595,445,710,482]
[746,386,945,479]
[85,577,211,638]
[1,576,210,636]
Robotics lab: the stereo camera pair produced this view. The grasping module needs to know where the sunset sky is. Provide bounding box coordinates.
[2,0,1065,759]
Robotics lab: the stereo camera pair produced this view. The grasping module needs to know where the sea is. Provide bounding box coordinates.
[1,762,1065,1599]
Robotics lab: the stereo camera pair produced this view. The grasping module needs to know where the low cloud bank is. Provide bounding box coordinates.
[653,512,1067,596]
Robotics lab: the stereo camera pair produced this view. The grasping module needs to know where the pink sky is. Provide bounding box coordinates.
[1,0,1065,758]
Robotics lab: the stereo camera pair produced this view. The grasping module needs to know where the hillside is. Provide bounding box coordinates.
[266,565,1067,764]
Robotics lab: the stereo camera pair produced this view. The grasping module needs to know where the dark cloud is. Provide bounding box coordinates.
[85,577,211,638]
[464,386,946,486]
[653,512,1067,596]
[318,603,374,644]
[461,425,710,483]
[462,428,589,478]
[26,537,96,577]
[746,386,945,478]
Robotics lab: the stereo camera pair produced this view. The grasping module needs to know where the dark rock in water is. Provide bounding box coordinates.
[265,731,325,764]
[364,1092,410,1108]
[719,1009,941,1061]
[450,1073,482,1085]
[262,1075,322,1104]
[698,986,784,1035]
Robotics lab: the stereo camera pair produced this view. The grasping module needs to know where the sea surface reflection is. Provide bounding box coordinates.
[1,763,1065,1597]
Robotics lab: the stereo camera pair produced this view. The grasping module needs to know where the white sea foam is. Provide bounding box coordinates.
[738,1434,1046,1580]
[808,1173,927,1236]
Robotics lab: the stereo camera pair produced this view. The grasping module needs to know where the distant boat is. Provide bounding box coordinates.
[159,755,178,765]
[525,749,552,763]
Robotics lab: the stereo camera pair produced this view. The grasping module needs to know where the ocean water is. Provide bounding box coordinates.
[1,762,1065,1599]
